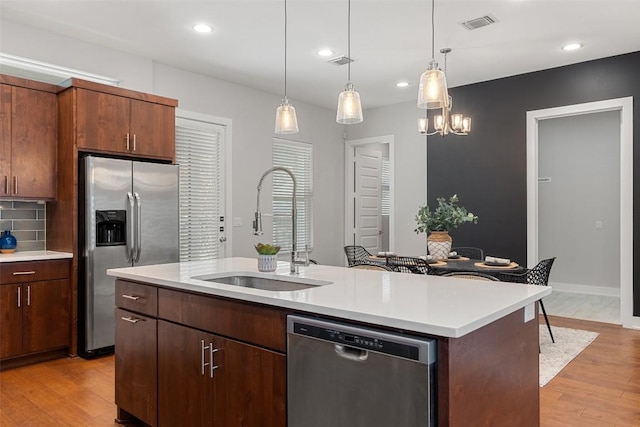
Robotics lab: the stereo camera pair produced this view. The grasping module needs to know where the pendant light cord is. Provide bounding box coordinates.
[431,0,435,60]
[284,0,288,98]
[347,0,351,82]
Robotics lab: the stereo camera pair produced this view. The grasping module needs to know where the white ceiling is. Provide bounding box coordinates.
[1,0,639,109]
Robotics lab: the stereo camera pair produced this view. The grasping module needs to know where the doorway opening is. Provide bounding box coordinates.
[526,97,635,328]
[344,135,395,264]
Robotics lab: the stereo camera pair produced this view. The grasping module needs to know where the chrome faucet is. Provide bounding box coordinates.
[253,166,309,274]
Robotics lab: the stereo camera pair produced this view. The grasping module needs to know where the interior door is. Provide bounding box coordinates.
[353,146,382,253]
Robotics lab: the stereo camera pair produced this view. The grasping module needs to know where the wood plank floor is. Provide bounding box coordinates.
[0,315,639,426]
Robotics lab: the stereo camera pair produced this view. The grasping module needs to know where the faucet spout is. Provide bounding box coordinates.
[254,167,302,274]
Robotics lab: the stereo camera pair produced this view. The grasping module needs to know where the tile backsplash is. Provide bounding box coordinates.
[0,201,46,252]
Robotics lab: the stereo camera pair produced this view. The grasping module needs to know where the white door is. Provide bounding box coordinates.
[353,146,382,253]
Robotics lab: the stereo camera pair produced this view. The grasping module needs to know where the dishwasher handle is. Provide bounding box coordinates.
[334,344,369,362]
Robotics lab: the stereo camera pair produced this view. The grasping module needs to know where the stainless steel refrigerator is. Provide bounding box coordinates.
[81,156,179,355]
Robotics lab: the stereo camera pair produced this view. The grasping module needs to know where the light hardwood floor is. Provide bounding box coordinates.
[1,316,639,426]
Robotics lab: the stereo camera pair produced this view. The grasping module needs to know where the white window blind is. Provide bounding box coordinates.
[176,116,225,261]
[381,157,391,216]
[272,139,313,253]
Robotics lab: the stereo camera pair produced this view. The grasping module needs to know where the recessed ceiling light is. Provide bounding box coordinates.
[396,81,410,88]
[562,43,582,51]
[193,24,213,33]
[317,49,334,57]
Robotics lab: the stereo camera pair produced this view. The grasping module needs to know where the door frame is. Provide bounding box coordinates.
[344,135,395,263]
[526,97,635,328]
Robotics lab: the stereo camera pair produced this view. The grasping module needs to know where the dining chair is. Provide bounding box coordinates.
[494,257,556,343]
[451,246,484,260]
[343,245,372,267]
[386,256,441,276]
[350,264,396,271]
[443,271,498,281]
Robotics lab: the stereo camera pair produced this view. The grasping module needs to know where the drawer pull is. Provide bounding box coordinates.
[13,271,36,276]
[121,294,141,301]
[121,316,141,324]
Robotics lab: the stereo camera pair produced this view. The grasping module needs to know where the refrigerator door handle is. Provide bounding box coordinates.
[134,192,142,263]
[126,192,135,263]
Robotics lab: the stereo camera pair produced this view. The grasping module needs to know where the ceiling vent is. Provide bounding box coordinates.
[460,15,499,31]
[327,56,353,66]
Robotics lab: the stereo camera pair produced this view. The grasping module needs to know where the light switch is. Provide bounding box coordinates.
[524,303,535,323]
[233,217,242,227]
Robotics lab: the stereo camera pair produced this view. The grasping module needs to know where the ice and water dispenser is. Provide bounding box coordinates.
[95,210,126,246]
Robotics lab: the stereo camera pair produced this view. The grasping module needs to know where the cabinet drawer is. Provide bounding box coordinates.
[115,280,158,317]
[158,289,287,352]
[1,259,70,284]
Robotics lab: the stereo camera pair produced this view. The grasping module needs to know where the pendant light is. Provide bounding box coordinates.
[417,0,449,110]
[275,0,298,134]
[336,0,363,124]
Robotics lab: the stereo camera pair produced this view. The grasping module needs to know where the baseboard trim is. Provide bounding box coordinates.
[548,281,620,297]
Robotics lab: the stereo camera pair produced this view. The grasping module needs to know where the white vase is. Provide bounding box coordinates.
[427,231,452,260]
[257,254,278,272]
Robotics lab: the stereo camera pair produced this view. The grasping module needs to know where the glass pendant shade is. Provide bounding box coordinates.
[275,98,298,134]
[336,83,363,124]
[461,117,471,133]
[418,117,428,134]
[417,61,449,109]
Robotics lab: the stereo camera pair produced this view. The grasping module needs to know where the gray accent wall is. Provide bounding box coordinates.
[0,201,46,251]
[538,111,620,290]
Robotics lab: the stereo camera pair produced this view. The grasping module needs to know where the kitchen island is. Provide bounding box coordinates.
[108,257,550,427]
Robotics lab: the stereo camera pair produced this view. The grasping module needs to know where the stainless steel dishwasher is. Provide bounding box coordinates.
[287,315,437,427]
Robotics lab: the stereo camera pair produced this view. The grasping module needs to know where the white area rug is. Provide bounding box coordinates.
[539,325,599,387]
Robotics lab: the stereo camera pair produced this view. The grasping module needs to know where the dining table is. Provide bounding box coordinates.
[366,254,526,277]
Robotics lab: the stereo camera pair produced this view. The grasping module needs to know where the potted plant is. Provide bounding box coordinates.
[255,243,281,272]
[414,194,478,260]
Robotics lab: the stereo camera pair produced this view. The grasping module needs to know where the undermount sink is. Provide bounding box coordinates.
[192,273,331,292]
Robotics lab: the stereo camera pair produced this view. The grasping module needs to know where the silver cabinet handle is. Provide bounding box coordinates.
[126,192,135,263]
[126,132,130,151]
[13,176,18,195]
[12,271,36,276]
[133,134,137,151]
[121,316,141,324]
[17,287,21,308]
[210,347,220,378]
[201,340,210,376]
[134,192,142,263]
[27,285,30,306]
[121,294,141,301]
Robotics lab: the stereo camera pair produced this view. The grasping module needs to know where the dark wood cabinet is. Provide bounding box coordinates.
[115,308,157,427]
[74,86,175,160]
[0,260,71,366]
[0,78,57,200]
[115,279,287,427]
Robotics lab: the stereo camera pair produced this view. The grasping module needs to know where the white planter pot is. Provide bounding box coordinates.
[427,231,452,260]
[257,254,278,272]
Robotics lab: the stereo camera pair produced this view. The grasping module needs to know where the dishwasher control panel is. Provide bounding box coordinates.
[288,316,436,364]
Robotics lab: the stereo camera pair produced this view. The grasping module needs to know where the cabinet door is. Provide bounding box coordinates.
[0,284,22,359]
[158,320,214,427]
[129,99,175,160]
[76,88,130,154]
[22,279,70,354]
[115,308,157,427]
[10,86,57,199]
[0,84,11,197]
[213,336,286,427]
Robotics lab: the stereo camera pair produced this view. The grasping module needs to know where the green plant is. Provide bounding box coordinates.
[254,243,281,255]
[414,194,478,234]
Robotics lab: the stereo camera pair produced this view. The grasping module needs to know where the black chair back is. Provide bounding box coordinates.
[343,245,372,267]
[451,247,484,260]
[386,256,440,276]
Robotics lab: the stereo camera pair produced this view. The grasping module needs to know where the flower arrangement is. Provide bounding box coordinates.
[414,194,478,234]
[254,243,281,255]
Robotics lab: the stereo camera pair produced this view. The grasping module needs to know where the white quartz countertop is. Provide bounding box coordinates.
[107,257,551,338]
[0,250,73,263]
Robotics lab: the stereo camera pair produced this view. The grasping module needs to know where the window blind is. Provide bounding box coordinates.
[176,117,225,261]
[272,139,313,253]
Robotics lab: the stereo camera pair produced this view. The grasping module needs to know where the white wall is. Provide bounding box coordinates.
[538,110,621,290]
[2,19,346,266]
[347,101,427,256]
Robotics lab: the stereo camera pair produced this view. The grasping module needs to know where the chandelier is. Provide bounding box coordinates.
[418,48,471,136]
